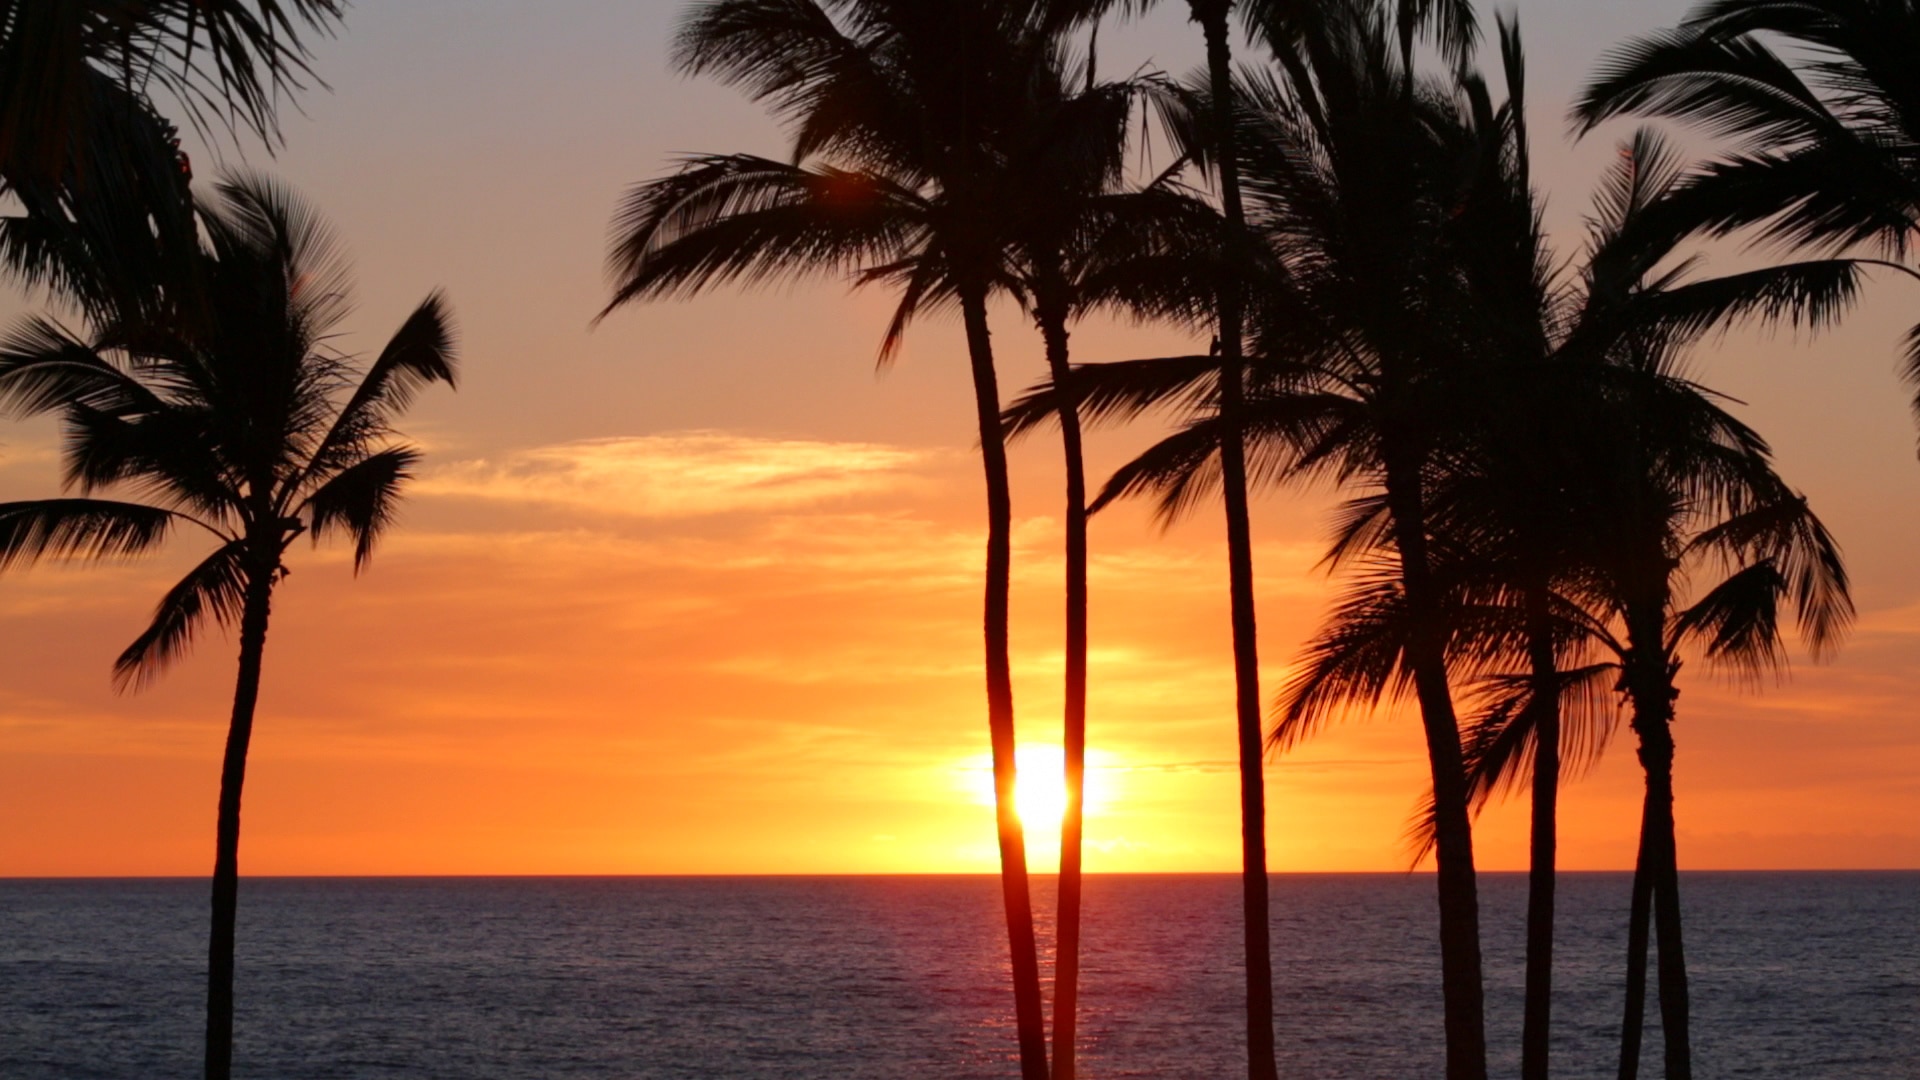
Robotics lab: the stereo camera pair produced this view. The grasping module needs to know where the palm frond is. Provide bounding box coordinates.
[0,498,178,569]
[303,445,419,572]
[1574,28,1840,146]
[111,539,250,691]
[601,154,918,317]
[0,315,167,418]
[1001,354,1218,440]
[304,292,456,484]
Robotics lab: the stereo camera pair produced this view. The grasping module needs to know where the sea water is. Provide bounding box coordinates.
[2,873,1915,1078]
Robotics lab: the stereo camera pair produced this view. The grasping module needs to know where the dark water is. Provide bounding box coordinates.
[2,873,1914,1078]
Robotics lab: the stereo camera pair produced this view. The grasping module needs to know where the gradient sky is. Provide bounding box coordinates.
[3,0,1917,876]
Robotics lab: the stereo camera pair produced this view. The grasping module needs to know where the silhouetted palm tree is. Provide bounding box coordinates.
[856,37,1197,1076]
[1018,8,1856,1071]
[1037,2,1477,1074]
[987,60,1206,1080]
[1273,116,1858,1080]
[1573,0,1920,439]
[0,1,342,316]
[0,175,455,1080]
[599,4,1101,1074]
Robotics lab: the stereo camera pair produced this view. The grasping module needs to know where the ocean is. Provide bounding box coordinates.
[2,873,1914,1078]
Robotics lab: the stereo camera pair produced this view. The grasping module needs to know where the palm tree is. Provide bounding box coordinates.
[1572,0,1920,437]
[1271,115,1858,1078]
[1036,2,1476,1074]
[0,1,343,316]
[989,64,1204,1080]
[845,36,1197,1076]
[598,5,1103,1075]
[1016,11,1856,1072]
[0,0,340,182]
[0,175,456,1080]
[1580,369,1850,1080]
[1016,17,1499,1070]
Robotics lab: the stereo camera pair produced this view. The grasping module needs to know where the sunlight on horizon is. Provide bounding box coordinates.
[955,745,1125,871]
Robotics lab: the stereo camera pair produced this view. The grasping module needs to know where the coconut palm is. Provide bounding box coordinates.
[1572,0,1920,435]
[597,4,1108,1074]
[1033,2,1476,1074]
[990,67,1218,1080]
[0,1,343,316]
[1577,362,1850,1080]
[844,38,1199,1077]
[1016,19,1501,1071]
[1013,10,1857,1072]
[0,174,455,1080]
[1272,114,1858,1078]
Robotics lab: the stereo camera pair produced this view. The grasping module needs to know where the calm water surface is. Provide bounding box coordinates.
[2,873,1914,1078]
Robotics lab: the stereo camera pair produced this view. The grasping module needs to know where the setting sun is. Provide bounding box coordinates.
[1014,746,1070,830]
[5,0,1920,1077]
[957,745,1124,869]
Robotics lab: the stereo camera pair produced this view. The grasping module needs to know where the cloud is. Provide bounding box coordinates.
[414,431,934,518]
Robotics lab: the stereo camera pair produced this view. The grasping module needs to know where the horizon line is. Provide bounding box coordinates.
[7,868,1917,881]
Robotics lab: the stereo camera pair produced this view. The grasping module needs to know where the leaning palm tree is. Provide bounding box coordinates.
[0,174,456,1080]
[599,4,1089,1075]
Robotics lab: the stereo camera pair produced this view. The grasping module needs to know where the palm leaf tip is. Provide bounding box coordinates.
[0,500,175,571]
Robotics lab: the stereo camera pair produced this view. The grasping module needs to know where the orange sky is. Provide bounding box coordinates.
[3,1,1918,876]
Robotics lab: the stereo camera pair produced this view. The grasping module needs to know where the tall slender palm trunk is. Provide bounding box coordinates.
[1617,789,1656,1080]
[1620,608,1691,1080]
[1521,588,1560,1080]
[1038,303,1089,1080]
[1384,457,1489,1080]
[960,286,1050,1080]
[1194,6,1280,1078]
[1647,738,1691,1080]
[205,565,275,1080]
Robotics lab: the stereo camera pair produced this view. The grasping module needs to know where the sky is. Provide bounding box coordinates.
[2,0,1918,876]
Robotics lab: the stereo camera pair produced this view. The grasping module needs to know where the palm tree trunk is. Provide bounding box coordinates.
[960,285,1050,1080]
[1617,784,1656,1080]
[205,565,274,1080]
[1644,723,1691,1080]
[1383,456,1489,1080]
[1039,304,1089,1080]
[1193,6,1280,1079]
[1620,608,1690,1080]
[1521,590,1559,1080]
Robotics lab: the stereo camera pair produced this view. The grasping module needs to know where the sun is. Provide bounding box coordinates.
[959,745,1096,834]
[1014,747,1070,830]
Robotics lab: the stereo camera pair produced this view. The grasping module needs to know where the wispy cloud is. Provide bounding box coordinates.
[415,432,933,518]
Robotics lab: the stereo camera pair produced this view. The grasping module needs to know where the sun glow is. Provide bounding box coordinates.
[1016,753,1070,831]
[959,745,1116,867]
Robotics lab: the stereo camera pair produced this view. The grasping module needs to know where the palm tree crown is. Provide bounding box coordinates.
[0,173,455,681]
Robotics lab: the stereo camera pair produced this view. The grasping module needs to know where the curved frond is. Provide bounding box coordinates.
[0,316,165,418]
[600,154,920,317]
[1002,354,1218,440]
[111,539,250,691]
[305,292,456,484]
[0,498,177,570]
[303,445,420,572]
[1574,28,1840,145]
